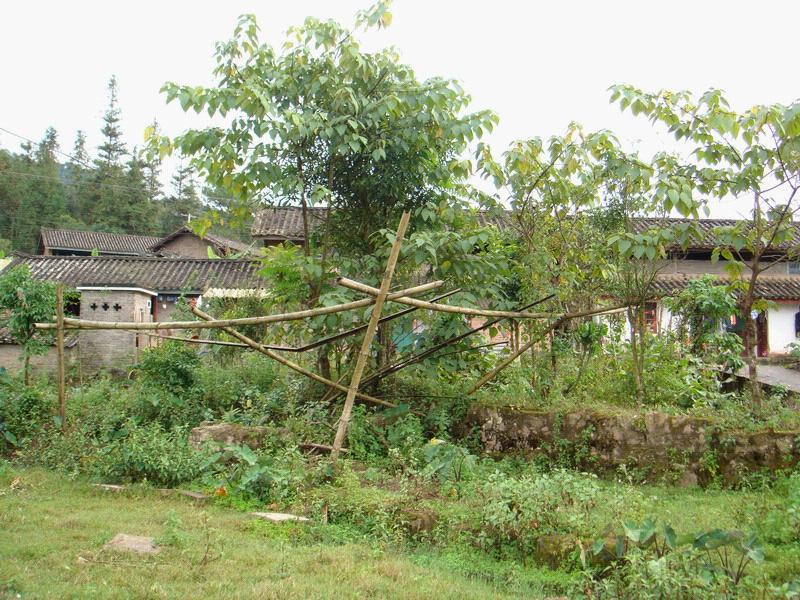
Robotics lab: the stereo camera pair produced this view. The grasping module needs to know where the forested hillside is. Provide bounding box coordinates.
[0,77,243,254]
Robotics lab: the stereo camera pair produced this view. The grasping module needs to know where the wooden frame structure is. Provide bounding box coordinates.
[40,211,627,457]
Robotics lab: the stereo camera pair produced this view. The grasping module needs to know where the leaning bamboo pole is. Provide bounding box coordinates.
[131,290,461,353]
[55,284,66,431]
[338,278,558,319]
[467,305,629,394]
[341,277,630,324]
[331,212,410,460]
[352,297,551,392]
[35,281,443,332]
[190,306,396,409]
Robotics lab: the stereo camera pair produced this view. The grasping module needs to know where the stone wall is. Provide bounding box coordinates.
[467,406,800,486]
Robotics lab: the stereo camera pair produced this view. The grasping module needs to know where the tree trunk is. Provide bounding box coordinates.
[627,306,644,405]
[739,297,762,407]
[317,347,332,382]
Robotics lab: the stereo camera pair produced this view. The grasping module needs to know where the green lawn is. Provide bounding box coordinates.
[0,468,564,600]
[1,466,797,599]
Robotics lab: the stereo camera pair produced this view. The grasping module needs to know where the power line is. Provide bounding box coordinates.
[0,126,93,169]
[0,125,239,204]
[0,163,238,206]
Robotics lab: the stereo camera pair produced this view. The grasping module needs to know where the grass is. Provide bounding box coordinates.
[0,467,567,600]
[2,464,798,599]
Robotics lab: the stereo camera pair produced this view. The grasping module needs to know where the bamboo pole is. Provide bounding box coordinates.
[340,278,630,323]
[338,278,557,319]
[190,306,396,409]
[35,281,443,332]
[467,305,629,394]
[132,290,461,352]
[55,284,66,431]
[355,298,548,390]
[331,212,410,460]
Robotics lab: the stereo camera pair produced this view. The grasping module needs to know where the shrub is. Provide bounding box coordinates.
[0,372,53,452]
[422,439,476,485]
[581,519,772,599]
[93,421,209,487]
[477,469,604,559]
[211,444,308,504]
[137,341,201,395]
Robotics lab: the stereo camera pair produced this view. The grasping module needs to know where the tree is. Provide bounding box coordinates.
[665,276,744,374]
[0,129,71,252]
[141,119,163,205]
[149,3,503,383]
[96,76,127,167]
[150,3,496,256]
[610,85,800,405]
[160,163,205,233]
[86,77,155,234]
[0,266,56,384]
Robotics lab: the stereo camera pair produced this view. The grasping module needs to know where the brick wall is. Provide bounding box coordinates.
[78,290,154,372]
[0,344,77,375]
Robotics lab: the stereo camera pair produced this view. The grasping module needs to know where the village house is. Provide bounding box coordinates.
[38,226,254,258]
[5,211,800,376]
[251,207,800,356]
[0,254,264,373]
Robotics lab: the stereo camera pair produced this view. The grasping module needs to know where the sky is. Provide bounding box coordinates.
[1,0,798,218]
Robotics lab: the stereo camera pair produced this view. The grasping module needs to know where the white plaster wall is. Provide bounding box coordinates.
[768,302,799,355]
[599,303,674,342]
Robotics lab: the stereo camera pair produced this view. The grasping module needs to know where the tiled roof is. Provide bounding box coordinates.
[0,325,77,347]
[7,254,266,293]
[149,226,253,256]
[40,228,161,255]
[251,209,800,253]
[251,206,326,240]
[251,206,508,239]
[652,274,800,300]
[632,218,800,251]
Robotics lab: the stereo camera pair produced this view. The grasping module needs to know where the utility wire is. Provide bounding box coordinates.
[0,125,235,203]
[0,126,94,169]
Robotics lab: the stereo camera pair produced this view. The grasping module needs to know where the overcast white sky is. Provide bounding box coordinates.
[2,0,798,218]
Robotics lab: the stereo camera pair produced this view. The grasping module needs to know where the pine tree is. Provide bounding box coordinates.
[70,130,89,166]
[63,131,91,225]
[96,76,127,167]
[5,129,71,251]
[89,76,133,231]
[160,163,205,232]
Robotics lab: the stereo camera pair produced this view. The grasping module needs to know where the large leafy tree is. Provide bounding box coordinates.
[610,86,800,404]
[150,2,497,256]
[150,2,505,381]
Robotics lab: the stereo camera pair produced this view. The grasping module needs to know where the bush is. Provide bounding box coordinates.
[477,469,605,559]
[0,372,53,452]
[137,341,201,394]
[92,421,209,487]
[211,444,308,504]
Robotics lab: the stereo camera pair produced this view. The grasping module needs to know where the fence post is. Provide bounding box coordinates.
[56,284,66,431]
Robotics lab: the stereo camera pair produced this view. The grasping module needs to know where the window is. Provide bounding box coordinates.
[789,262,800,275]
[644,302,658,333]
